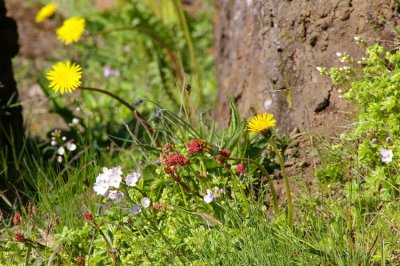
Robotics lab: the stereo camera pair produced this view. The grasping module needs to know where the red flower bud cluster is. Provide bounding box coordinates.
[164,167,175,174]
[76,256,85,265]
[162,142,175,153]
[236,164,246,174]
[215,149,231,166]
[13,212,21,225]
[187,139,208,154]
[165,152,189,166]
[219,149,231,157]
[14,232,24,242]
[83,212,95,223]
[152,202,167,211]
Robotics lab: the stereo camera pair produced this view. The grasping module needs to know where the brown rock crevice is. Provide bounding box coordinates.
[215,0,396,136]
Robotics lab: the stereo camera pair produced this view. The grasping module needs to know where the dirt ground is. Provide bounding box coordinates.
[5,0,66,138]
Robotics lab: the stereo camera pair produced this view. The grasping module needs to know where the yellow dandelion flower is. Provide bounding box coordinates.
[56,17,85,45]
[35,3,57,23]
[247,113,276,134]
[46,61,82,94]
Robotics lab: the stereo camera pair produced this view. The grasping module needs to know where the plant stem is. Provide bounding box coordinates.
[269,141,294,230]
[172,0,203,105]
[224,156,280,215]
[92,221,117,266]
[78,86,159,147]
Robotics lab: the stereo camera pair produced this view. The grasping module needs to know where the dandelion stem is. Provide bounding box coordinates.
[224,156,280,215]
[269,141,294,230]
[78,86,159,147]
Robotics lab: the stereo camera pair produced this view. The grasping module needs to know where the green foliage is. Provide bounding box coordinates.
[319,42,400,203]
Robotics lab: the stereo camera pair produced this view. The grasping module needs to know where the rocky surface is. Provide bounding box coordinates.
[214,0,397,136]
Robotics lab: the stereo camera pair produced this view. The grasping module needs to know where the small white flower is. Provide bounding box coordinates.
[126,171,141,187]
[130,204,142,215]
[57,156,63,163]
[66,142,77,151]
[102,166,123,188]
[62,136,67,141]
[57,146,65,155]
[354,36,361,41]
[93,173,110,196]
[51,140,56,146]
[203,189,218,204]
[141,197,151,208]
[108,190,118,200]
[316,67,322,72]
[72,118,79,125]
[108,174,122,188]
[336,52,342,57]
[108,190,124,200]
[381,149,393,163]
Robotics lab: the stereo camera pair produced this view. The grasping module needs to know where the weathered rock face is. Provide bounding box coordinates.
[215,0,396,134]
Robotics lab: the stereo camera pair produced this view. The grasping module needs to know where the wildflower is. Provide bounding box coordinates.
[219,149,231,157]
[47,61,82,94]
[152,202,167,211]
[164,167,175,174]
[386,137,391,142]
[203,189,218,204]
[371,138,377,143]
[162,142,175,153]
[141,197,151,208]
[72,118,79,125]
[236,163,246,174]
[35,3,57,23]
[126,171,141,187]
[130,204,142,215]
[66,142,76,151]
[108,190,124,200]
[13,212,21,225]
[187,139,208,154]
[215,155,226,165]
[381,149,393,163]
[56,17,85,45]
[166,152,189,166]
[57,146,65,155]
[57,156,63,163]
[93,173,110,195]
[14,232,24,242]
[83,212,95,223]
[247,113,276,134]
[101,167,123,188]
[103,65,120,77]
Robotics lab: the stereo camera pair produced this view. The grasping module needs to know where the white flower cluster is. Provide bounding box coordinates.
[354,36,364,45]
[93,167,141,200]
[50,129,77,163]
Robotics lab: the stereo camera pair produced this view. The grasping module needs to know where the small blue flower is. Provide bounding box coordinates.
[130,204,142,215]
